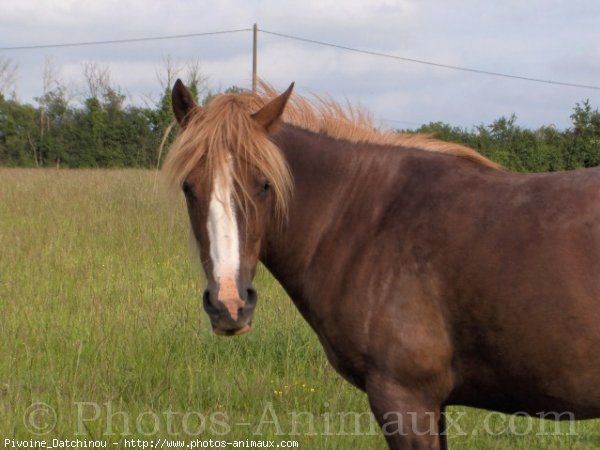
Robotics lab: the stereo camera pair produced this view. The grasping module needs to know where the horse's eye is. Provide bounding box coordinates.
[257,181,271,198]
[182,181,195,198]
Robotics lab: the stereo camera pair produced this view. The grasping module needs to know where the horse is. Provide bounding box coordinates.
[162,79,600,449]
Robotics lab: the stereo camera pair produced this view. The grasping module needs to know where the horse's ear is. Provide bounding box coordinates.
[172,79,197,128]
[251,82,294,133]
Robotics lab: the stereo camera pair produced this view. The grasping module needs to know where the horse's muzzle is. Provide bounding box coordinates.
[202,287,257,336]
[212,323,252,336]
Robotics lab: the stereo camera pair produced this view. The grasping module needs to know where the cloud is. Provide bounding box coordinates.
[2,0,600,128]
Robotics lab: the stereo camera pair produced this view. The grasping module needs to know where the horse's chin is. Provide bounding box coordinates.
[213,323,251,337]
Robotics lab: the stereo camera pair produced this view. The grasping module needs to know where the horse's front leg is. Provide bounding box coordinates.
[367,374,444,450]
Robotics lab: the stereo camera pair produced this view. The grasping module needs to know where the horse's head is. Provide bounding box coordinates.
[165,80,293,336]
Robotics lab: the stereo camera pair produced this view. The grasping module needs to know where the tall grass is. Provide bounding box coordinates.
[0,168,598,448]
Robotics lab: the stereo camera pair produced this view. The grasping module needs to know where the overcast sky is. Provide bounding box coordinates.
[2,0,600,129]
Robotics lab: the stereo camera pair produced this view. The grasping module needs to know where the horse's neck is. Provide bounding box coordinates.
[260,125,387,316]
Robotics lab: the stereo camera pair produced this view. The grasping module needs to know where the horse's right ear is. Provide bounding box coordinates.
[172,79,197,128]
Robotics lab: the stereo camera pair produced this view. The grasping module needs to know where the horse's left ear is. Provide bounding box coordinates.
[251,82,294,133]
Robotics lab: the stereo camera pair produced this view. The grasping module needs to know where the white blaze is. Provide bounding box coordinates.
[206,161,243,320]
[207,163,240,281]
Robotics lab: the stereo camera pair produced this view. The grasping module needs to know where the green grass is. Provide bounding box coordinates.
[1,168,598,449]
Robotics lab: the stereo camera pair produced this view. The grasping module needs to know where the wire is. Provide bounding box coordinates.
[2,25,599,92]
[0,29,252,51]
[259,29,600,91]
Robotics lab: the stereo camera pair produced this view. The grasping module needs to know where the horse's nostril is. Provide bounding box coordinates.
[202,289,219,314]
[246,288,258,305]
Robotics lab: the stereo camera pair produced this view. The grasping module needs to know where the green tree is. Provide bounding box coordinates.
[565,100,600,169]
[0,99,38,166]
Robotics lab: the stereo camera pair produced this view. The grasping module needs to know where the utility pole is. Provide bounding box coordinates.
[252,23,258,93]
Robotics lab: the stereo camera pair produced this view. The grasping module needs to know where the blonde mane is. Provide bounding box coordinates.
[162,93,293,223]
[256,81,499,169]
[163,82,499,220]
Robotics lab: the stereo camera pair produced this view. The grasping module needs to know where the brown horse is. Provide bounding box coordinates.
[163,80,600,449]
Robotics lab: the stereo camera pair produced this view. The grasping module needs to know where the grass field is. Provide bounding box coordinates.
[1,168,599,449]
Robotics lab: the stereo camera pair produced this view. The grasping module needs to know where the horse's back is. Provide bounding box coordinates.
[438,164,600,417]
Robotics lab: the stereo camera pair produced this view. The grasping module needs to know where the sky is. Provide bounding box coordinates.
[1,0,600,130]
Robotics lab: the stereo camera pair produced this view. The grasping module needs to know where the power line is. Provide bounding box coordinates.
[259,28,600,91]
[2,25,599,92]
[0,29,252,51]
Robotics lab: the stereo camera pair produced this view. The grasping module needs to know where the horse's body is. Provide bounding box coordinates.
[164,81,600,449]
[269,123,600,415]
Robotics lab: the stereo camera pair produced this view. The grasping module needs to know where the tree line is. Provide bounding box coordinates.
[0,58,599,171]
[0,58,211,169]
[415,102,600,172]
